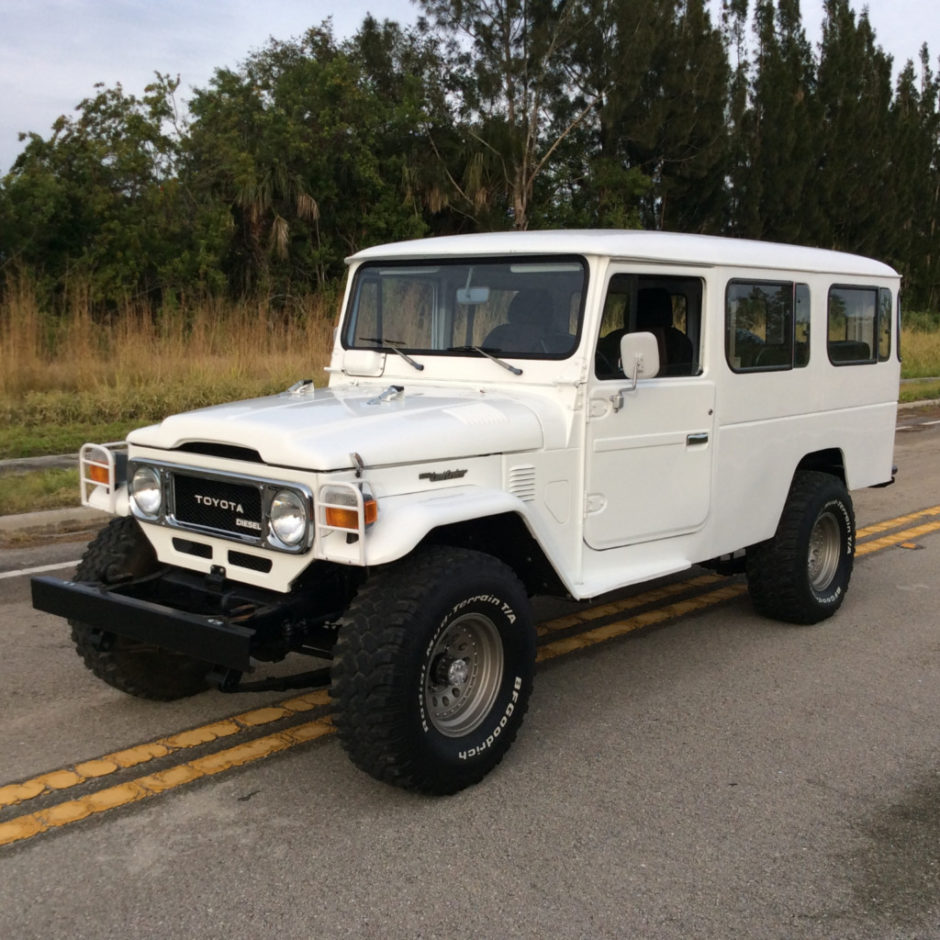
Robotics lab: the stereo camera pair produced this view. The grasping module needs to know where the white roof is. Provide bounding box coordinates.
[348,230,899,278]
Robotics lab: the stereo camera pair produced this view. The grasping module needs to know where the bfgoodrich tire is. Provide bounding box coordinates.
[69,516,211,700]
[746,471,855,625]
[330,547,536,794]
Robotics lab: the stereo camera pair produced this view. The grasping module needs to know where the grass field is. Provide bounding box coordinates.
[0,279,337,459]
[1,282,938,516]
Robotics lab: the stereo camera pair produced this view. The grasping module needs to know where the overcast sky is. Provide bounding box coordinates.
[1,0,938,175]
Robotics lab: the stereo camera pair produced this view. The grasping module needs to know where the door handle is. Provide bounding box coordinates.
[687,432,709,445]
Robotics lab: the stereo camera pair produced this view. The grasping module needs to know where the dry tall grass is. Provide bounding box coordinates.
[901,325,940,378]
[0,276,338,427]
[2,275,938,431]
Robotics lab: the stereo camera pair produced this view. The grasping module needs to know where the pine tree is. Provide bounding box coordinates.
[731,0,820,244]
[890,48,940,309]
[814,0,895,257]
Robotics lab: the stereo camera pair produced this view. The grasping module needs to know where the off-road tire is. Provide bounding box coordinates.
[69,516,211,700]
[330,547,536,794]
[746,471,855,625]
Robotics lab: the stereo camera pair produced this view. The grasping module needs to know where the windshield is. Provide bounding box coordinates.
[343,256,586,359]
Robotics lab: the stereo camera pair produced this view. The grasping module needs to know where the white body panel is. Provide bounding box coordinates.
[101,231,898,599]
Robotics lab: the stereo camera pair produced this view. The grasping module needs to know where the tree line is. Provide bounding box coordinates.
[1,0,938,313]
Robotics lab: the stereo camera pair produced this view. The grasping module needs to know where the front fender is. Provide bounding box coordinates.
[361,486,528,566]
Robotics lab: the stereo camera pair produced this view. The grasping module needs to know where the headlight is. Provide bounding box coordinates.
[130,465,163,517]
[269,490,308,546]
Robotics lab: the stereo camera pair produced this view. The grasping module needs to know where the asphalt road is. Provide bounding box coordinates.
[0,417,938,939]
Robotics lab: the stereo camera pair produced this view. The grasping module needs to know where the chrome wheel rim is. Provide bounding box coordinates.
[808,511,842,592]
[425,613,504,737]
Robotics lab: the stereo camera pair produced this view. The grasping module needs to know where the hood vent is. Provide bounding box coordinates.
[508,465,537,502]
[176,442,263,463]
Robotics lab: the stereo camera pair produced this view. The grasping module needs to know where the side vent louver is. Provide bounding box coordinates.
[508,465,537,502]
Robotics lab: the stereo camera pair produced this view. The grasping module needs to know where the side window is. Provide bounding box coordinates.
[726,280,801,371]
[795,283,810,367]
[828,286,877,364]
[595,275,701,379]
[896,292,903,362]
[878,288,892,362]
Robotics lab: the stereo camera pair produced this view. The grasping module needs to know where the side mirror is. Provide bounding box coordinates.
[611,332,660,411]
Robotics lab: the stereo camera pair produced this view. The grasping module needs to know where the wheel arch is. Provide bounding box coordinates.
[362,487,565,596]
[419,511,565,597]
[794,448,846,485]
[746,451,848,556]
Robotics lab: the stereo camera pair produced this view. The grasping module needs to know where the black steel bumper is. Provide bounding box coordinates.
[31,575,256,672]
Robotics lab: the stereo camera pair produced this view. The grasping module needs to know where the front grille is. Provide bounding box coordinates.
[228,551,272,573]
[172,537,213,559]
[172,474,263,537]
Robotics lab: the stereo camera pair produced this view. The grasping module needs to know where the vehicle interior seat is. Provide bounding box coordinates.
[596,287,695,378]
[634,287,694,376]
[483,289,552,353]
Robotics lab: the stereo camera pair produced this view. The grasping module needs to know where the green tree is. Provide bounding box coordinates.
[889,48,940,308]
[730,0,821,243]
[185,25,430,298]
[417,0,605,230]
[583,0,729,233]
[813,0,895,257]
[0,75,225,307]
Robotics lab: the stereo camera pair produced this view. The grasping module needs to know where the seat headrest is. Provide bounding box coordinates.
[636,288,673,330]
[508,289,550,326]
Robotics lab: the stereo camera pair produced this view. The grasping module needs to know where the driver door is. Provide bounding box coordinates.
[584,273,714,550]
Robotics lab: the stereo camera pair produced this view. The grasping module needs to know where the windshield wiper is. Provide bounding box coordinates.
[360,337,424,371]
[447,345,523,376]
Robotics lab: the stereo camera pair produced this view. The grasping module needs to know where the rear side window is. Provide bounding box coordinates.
[725,280,809,371]
[878,288,893,362]
[828,286,891,364]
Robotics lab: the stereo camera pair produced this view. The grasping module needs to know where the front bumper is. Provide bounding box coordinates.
[32,576,258,671]
[31,567,342,672]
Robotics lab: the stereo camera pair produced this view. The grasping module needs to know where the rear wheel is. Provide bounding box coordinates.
[330,547,536,794]
[746,471,855,625]
[70,516,211,700]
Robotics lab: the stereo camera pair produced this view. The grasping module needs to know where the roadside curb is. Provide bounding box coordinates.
[0,507,109,545]
[898,397,940,411]
[0,453,78,476]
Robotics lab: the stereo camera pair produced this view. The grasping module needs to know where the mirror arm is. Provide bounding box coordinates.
[610,355,643,412]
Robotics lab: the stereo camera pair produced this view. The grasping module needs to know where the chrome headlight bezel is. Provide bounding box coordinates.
[129,465,163,518]
[268,488,309,548]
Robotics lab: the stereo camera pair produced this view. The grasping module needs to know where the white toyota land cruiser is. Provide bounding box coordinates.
[32,230,900,793]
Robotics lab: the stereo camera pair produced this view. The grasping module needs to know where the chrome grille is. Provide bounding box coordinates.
[172,474,263,537]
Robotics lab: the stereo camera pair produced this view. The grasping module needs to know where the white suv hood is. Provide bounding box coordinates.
[127,385,544,470]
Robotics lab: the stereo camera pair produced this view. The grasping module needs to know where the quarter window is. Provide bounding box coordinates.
[878,288,893,362]
[828,286,879,364]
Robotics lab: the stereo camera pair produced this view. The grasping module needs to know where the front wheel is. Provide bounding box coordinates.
[330,548,536,794]
[746,471,855,625]
[69,516,211,700]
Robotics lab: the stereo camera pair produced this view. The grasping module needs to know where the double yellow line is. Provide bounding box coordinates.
[3,504,939,849]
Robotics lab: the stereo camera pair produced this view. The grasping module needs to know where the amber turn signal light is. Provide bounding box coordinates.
[87,464,111,485]
[325,498,377,530]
